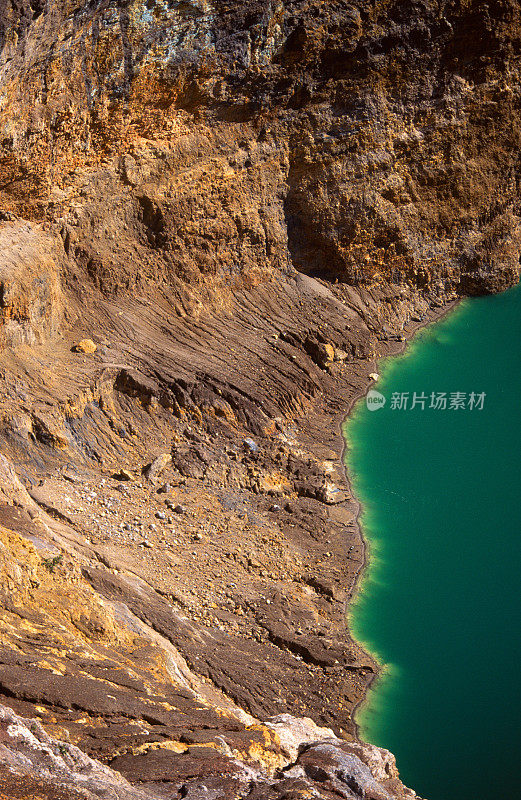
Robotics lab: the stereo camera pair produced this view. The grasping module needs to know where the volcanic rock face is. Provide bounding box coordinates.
[0,1,518,798]
[1,0,521,292]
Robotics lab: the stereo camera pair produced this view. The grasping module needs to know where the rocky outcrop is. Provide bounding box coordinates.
[0,705,155,800]
[1,1,521,294]
[0,1,519,798]
[0,223,63,350]
[0,705,421,799]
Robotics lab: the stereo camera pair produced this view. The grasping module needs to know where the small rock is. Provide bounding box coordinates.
[155,511,166,520]
[243,437,259,453]
[305,337,335,368]
[166,501,185,513]
[112,469,134,481]
[269,504,281,512]
[72,338,97,354]
[143,453,172,482]
[157,482,171,494]
[322,342,335,361]
[193,533,203,541]
[142,540,153,548]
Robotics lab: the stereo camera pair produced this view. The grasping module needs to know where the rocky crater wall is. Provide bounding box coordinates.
[0,2,518,799]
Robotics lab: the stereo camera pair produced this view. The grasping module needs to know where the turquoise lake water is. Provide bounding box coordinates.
[344,281,521,800]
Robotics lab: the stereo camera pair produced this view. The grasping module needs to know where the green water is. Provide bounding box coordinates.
[344,281,521,800]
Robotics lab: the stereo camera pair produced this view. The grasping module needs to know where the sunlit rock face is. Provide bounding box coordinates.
[0,1,520,295]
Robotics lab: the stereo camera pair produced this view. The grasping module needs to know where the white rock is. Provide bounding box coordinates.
[264,714,336,761]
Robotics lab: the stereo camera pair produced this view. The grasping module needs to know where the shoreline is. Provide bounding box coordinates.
[338,299,461,741]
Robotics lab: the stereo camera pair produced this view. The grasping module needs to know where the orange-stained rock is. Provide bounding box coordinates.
[72,339,97,355]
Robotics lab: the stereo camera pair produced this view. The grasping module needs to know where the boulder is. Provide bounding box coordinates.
[72,338,97,354]
[143,453,172,482]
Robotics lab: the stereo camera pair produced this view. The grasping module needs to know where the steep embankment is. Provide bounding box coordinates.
[0,2,519,798]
